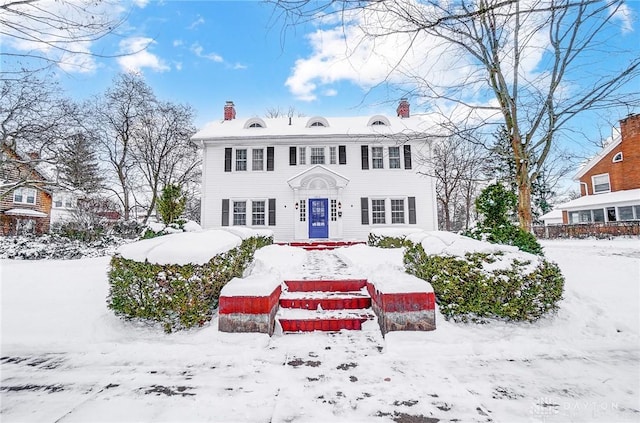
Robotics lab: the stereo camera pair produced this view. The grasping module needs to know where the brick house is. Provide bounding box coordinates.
[1,143,53,235]
[192,100,438,241]
[558,114,640,224]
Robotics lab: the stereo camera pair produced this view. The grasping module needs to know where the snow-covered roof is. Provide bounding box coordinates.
[573,132,622,180]
[192,114,435,142]
[3,208,48,217]
[539,209,563,221]
[555,188,640,210]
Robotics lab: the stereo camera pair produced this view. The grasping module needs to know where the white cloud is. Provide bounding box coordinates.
[175,62,183,71]
[233,63,248,70]
[117,37,170,73]
[173,40,184,47]
[323,88,338,97]
[190,43,224,63]
[188,16,205,30]
[131,0,149,8]
[610,3,634,33]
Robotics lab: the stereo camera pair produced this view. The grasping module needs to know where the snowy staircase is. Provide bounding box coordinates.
[277,279,375,332]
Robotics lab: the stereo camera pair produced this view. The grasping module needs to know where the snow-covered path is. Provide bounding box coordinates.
[1,240,639,422]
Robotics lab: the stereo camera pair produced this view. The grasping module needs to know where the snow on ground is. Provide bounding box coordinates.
[1,238,639,422]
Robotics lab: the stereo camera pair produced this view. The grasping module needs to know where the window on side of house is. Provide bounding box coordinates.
[13,187,37,205]
[618,206,634,221]
[391,199,405,223]
[371,199,386,224]
[634,205,640,220]
[233,201,246,225]
[612,152,623,163]
[252,200,265,225]
[389,147,401,169]
[592,208,605,222]
[330,199,337,221]
[371,146,384,169]
[592,173,610,194]
[329,147,337,164]
[299,147,306,165]
[578,210,592,223]
[252,148,264,171]
[299,199,306,222]
[236,149,247,171]
[310,147,325,164]
[54,199,63,207]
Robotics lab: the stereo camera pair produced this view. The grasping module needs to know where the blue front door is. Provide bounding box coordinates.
[309,198,329,239]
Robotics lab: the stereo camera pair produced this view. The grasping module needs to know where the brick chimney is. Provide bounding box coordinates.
[620,113,640,142]
[224,101,236,121]
[397,98,410,118]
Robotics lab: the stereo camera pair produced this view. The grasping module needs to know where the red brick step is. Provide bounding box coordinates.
[284,279,367,292]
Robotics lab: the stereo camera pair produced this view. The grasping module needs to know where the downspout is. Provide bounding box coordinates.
[580,182,589,196]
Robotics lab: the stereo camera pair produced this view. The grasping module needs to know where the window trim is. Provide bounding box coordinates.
[388,146,401,169]
[390,198,405,224]
[232,200,247,226]
[13,187,37,205]
[612,151,623,163]
[252,148,264,171]
[306,117,330,128]
[592,173,610,194]
[371,146,384,169]
[310,146,326,165]
[371,198,386,224]
[235,149,248,172]
[298,147,306,165]
[251,200,266,226]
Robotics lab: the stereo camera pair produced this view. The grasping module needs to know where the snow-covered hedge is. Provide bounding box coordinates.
[401,231,564,322]
[107,229,273,332]
[368,227,423,248]
[0,234,130,260]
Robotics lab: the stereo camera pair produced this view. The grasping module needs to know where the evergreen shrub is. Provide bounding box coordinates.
[367,233,409,248]
[404,241,564,322]
[107,235,272,332]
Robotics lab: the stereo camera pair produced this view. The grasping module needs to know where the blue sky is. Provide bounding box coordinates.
[3,0,639,150]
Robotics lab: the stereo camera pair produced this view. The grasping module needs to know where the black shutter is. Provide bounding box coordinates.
[289,146,297,165]
[338,145,347,165]
[361,197,369,225]
[408,196,416,224]
[268,199,276,226]
[361,146,369,170]
[404,145,412,169]
[224,148,232,172]
[222,199,230,226]
[267,147,274,171]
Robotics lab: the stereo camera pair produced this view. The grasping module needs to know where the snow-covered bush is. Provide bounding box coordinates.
[368,227,423,248]
[107,230,272,332]
[403,231,564,322]
[141,219,201,239]
[0,234,131,259]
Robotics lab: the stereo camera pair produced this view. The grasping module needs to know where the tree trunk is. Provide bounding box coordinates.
[516,162,533,232]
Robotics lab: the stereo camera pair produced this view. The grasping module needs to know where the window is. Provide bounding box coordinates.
[371,199,386,224]
[635,206,640,220]
[329,147,337,165]
[592,209,605,223]
[252,201,265,225]
[579,210,591,223]
[389,147,401,169]
[330,199,337,222]
[391,199,405,224]
[592,173,610,194]
[310,121,325,127]
[236,149,247,171]
[299,199,306,222]
[569,211,580,224]
[55,200,63,208]
[248,122,263,128]
[233,201,246,226]
[252,148,264,171]
[13,187,36,205]
[311,147,325,164]
[618,206,634,221]
[372,147,384,169]
[299,147,306,165]
[612,152,623,163]
[372,120,386,126]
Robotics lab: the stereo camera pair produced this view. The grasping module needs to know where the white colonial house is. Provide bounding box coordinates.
[192,100,438,242]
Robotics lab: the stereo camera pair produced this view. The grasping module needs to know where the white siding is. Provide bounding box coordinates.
[200,138,437,242]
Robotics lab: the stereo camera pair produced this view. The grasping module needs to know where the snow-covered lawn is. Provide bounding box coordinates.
[1,238,639,422]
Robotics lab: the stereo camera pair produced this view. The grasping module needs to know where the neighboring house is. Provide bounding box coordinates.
[50,190,78,224]
[0,143,53,235]
[558,113,640,224]
[192,100,438,241]
[538,209,563,226]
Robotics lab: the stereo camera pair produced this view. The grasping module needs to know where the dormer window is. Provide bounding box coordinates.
[306,117,330,128]
[612,152,623,163]
[367,115,391,126]
[244,118,266,129]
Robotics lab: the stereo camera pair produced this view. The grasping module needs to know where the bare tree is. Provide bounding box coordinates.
[132,101,199,224]
[1,0,130,78]
[272,0,640,230]
[419,135,487,231]
[265,106,306,118]
[0,74,81,198]
[92,72,154,220]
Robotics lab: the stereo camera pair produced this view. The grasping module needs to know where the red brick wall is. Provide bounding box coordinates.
[579,114,640,195]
